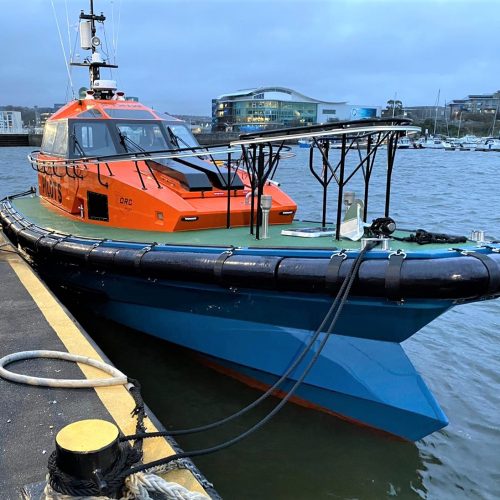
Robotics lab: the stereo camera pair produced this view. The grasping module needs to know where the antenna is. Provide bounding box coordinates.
[50,0,75,99]
[70,0,118,98]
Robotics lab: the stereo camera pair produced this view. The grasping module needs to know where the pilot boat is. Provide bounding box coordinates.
[2,2,500,442]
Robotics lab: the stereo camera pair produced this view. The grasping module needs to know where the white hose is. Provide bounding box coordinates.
[0,350,128,388]
[2,351,211,498]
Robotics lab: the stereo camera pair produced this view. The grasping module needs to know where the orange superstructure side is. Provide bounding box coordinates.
[36,98,297,232]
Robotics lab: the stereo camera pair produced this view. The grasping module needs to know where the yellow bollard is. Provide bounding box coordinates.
[55,419,120,481]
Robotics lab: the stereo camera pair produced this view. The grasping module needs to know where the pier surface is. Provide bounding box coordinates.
[0,232,214,498]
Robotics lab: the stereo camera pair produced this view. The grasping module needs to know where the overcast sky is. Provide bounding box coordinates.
[1,0,499,114]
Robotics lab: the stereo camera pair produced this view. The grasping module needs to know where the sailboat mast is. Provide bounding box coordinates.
[433,89,440,136]
[491,101,499,137]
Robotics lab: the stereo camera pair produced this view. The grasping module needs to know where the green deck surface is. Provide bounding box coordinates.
[13,196,475,252]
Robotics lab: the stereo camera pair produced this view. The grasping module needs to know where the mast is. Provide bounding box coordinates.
[491,101,499,137]
[70,0,118,98]
[433,89,440,136]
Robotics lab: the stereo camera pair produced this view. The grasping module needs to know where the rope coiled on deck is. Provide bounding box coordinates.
[393,228,467,245]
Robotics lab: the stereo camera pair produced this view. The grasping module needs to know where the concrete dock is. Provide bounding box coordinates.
[0,134,42,147]
[0,231,216,498]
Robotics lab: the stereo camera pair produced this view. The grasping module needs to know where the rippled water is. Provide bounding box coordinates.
[1,146,499,499]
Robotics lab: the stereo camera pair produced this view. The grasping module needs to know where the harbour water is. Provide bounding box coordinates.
[1,147,499,499]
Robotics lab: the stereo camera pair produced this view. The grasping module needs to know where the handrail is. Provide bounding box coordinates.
[232,125,420,147]
[27,147,241,168]
[238,117,414,139]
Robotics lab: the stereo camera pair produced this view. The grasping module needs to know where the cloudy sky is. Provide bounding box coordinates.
[1,0,499,114]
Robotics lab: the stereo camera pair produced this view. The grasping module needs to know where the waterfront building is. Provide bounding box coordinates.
[402,106,448,121]
[211,87,380,132]
[448,91,500,120]
[0,111,23,134]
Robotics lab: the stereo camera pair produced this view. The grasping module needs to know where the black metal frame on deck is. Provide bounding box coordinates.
[234,117,417,240]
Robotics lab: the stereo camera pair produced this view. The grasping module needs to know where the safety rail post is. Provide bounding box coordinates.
[104,162,114,177]
[321,139,330,228]
[255,144,266,240]
[74,163,84,179]
[249,144,257,235]
[363,134,373,221]
[226,152,232,229]
[144,161,162,189]
[96,162,108,188]
[335,133,347,240]
[385,132,398,217]
[309,139,332,218]
[268,141,285,180]
[65,162,76,179]
[134,160,147,190]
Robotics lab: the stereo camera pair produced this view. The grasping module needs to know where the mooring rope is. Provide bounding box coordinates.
[43,469,208,500]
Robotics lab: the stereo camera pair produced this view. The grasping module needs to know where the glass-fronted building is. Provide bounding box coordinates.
[212,87,379,132]
[448,91,500,120]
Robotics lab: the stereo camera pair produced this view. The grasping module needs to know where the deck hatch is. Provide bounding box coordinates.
[87,192,109,221]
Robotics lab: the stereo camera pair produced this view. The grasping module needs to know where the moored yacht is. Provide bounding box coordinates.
[476,137,500,151]
[444,135,480,151]
[397,136,413,149]
[417,136,445,149]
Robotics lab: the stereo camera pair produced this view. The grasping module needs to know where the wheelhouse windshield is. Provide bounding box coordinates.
[116,122,169,152]
[166,124,200,149]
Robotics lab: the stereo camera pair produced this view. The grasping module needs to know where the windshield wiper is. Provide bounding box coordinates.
[166,127,181,148]
[72,133,86,157]
[167,127,202,155]
[117,130,129,152]
[117,130,148,154]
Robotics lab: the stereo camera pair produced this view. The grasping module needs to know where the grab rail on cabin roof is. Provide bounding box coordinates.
[235,117,417,140]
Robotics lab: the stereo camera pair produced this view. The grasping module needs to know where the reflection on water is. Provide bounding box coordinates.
[1,147,500,498]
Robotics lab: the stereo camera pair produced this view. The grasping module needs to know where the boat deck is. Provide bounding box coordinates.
[12,196,481,254]
[0,231,215,498]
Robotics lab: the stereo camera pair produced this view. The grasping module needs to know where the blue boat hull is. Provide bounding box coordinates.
[45,267,450,440]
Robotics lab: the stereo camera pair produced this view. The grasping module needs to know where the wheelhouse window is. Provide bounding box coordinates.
[104,109,157,119]
[52,121,68,155]
[72,121,117,157]
[41,122,57,153]
[78,108,103,118]
[165,124,200,149]
[41,121,68,156]
[116,122,168,152]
